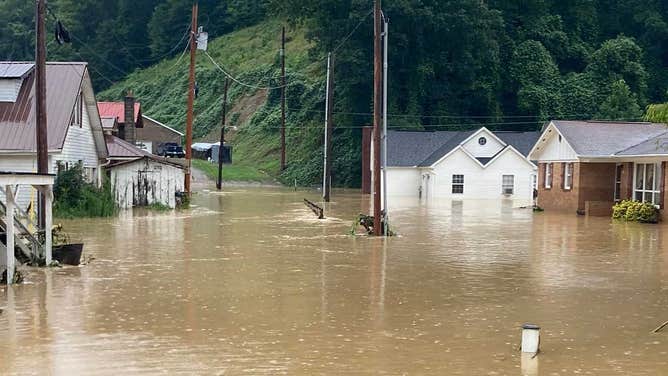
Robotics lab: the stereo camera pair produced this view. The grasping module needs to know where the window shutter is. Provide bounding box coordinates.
[549,163,554,188]
[561,163,566,189]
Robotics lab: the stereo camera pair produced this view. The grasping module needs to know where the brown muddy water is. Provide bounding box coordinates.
[1,187,667,375]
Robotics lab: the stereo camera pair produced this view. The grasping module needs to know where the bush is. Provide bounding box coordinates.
[54,163,117,218]
[612,200,659,223]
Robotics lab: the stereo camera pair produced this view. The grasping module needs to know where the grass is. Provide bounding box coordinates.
[98,21,333,187]
[192,159,273,183]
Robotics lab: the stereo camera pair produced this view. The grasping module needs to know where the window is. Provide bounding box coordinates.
[614,164,623,201]
[478,137,487,145]
[563,163,573,190]
[502,175,514,195]
[544,163,552,189]
[452,174,464,194]
[634,163,662,206]
[71,92,83,127]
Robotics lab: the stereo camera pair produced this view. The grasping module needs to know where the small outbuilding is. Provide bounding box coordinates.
[107,156,185,209]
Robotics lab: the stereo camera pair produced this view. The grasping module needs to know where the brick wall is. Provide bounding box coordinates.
[577,162,616,212]
[537,162,580,213]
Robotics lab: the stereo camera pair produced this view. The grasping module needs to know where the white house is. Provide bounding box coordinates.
[376,127,540,204]
[0,62,108,209]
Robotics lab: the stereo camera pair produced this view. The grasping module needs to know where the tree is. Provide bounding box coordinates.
[596,79,642,120]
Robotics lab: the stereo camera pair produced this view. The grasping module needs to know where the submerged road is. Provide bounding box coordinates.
[1,184,667,374]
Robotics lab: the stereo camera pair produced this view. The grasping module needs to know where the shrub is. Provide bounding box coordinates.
[612,199,659,223]
[54,163,117,218]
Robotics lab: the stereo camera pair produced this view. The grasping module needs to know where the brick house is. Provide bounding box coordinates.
[528,120,668,218]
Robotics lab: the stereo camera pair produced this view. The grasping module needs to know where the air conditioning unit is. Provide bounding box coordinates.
[503,188,514,195]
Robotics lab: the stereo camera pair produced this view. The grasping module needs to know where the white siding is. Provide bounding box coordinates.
[430,148,536,204]
[55,94,100,181]
[530,125,578,161]
[0,78,22,102]
[461,129,505,158]
[385,168,421,197]
[0,156,43,210]
[109,159,184,209]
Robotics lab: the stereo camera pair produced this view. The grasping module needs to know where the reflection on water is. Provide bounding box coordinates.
[1,188,667,375]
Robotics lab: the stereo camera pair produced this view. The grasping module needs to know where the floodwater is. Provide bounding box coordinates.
[1,186,667,375]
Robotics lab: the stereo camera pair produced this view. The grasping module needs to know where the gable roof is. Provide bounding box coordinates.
[105,134,153,159]
[107,155,185,170]
[142,115,184,136]
[0,62,89,152]
[0,63,34,78]
[551,120,668,157]
[97,101,141,123]
[386,131,459,167]
[387,128,540,168]
[616,132,668,156]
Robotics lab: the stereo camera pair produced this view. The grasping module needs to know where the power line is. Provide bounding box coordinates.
[203,50,286,90]
[332,9,374,54]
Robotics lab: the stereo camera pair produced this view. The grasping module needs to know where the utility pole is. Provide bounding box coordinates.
[36,0,48,228]
[217,79,229,190]
[372,0,382,236]
[280,26,287,171]
[323,53,335,202]
[381,16,389,236]
[184,2,198,195]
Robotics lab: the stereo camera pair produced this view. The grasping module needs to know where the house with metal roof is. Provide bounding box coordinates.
[368,127,540,203]
[528,120,668,217]
[98,99,183,154]
[0,61,108,209]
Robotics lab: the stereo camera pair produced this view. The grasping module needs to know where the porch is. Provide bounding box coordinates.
[0,172,55,284]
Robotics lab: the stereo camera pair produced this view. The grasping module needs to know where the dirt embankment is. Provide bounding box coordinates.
[199,89,268,143]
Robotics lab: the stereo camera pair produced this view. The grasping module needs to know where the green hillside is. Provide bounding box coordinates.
[99,21,348,186]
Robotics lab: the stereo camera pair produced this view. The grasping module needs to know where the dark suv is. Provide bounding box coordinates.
[157,142,185,158]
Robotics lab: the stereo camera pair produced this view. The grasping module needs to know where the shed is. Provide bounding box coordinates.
[107,156,185,209]
[210,143,233,164]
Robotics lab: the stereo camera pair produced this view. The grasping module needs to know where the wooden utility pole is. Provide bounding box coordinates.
[372,0,383,236]
[323,53,335,202]
[280,26,286,171]
[216,79,229,190]
[36,0,48,228]
[184,2,198,195]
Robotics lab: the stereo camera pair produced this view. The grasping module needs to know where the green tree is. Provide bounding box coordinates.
[596,79,642,120]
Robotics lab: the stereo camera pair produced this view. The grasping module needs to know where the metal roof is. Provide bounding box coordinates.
[97,101,141,123]
[105,134,153,159]
[0,62,86,152]
[0,63,34,78]
[552,120,668,156]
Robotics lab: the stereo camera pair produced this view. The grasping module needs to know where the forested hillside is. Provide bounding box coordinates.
[2,0,667,186]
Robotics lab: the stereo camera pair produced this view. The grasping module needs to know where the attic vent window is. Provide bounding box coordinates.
[478,137,487,146]
[0,78,23,103]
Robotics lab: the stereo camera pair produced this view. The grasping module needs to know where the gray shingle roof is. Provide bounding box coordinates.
[387,131,459,167]
[418,131,474,166]
[387,128,538,167]
[495,131,541,156]
[552,121,668,156]
[616,132,668,155]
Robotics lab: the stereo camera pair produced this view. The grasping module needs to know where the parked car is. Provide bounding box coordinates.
[157,142,185,158]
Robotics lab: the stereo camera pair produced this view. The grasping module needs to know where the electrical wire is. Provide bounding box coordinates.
[203,50,286,90]
[332,9,374,54]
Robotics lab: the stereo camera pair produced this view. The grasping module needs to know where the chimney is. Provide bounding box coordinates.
[124,90,136,144]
